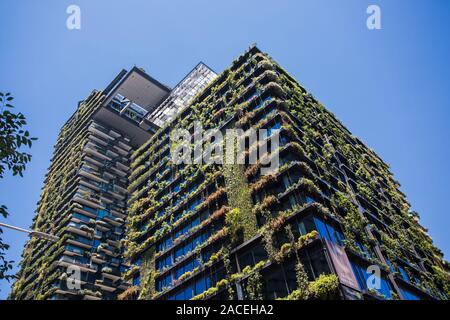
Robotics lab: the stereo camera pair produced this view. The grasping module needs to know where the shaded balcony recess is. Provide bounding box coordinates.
[94,67,171,147]
[108,94,148,124]
[103,67,170,113]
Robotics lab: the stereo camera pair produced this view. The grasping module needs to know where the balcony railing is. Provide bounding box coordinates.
[107,94,148,124]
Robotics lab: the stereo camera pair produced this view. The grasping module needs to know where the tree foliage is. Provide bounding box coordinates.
[0,92,36,283]
[0,92,36,178]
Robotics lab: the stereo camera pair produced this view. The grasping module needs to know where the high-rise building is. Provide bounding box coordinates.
[10,46,449,301]
[121,46,449,301]
[10,65,217,300]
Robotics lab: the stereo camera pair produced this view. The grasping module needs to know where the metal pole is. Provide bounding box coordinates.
[0,222,59,242]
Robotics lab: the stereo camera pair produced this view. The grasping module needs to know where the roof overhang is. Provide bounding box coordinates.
[91,67,171,147]
[103,67,171,113]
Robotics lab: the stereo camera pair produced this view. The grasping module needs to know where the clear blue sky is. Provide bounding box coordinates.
[0,0,449,298]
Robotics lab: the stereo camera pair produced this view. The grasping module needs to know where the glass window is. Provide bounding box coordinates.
[313,217,344,245]
[132,274,141,286]
[399,286,421,300]
[351,262,393,299]
[314,218,329,240]
[398,266,410,283]
[195,277,207,295]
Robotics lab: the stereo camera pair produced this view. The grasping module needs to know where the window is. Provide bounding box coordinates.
[156,254,173,271]
[132,274,141,286]
[156,273,173,292]
[313,217,344,245]
[398,265,410,283]
[267,121,281,137]
[399,286,421,300]
[350,262,393,299]
[295,215,316,236]
[169,274,214,300]
[175,259,199,280]
[252,95,273,110]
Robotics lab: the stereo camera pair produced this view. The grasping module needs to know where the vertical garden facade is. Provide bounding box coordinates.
[9,46,449,300]
[122,46,449,301]
[10,64,217,300]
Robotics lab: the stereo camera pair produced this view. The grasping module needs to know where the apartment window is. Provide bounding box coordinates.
[398,265,410,283]
[351,262,393,299]
[73,212,91,222]
[194,276,211,297]
[236,243,268,271]
[65,244,85,255]
[132,274,140,286]
[265,267,289,299]
[280,134,289,146]
[267,121,281,137]
[252,95,273,111]
[156,237,173,253]
[399,286,421,300]
[314,217,344,245]
[175,259,200,280]
[156,273,173,292]
[156,254,173,271]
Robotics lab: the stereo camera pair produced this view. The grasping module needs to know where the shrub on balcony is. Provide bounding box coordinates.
[256,70,278,83]
[279,243,292,259]
[80,289,102,298]
[101,266,113,273]
[357,182,374,203]
[210,206,230,222]
[191,286,219,300]
[308,274,339,300]
[298,178,322,199]
[268,214,287,232]
[252,195,278,216]
[250,174,277,194]
[290,142,308,160]
[79,224,94,233]
[279,274,339,300]
[178,271,192,282]
[205,248,224,267]
[200,187,226,209]
[244,163,261,180]
[297,230,319,248]
[257,60,274,71]
[216,279,229,289]
[117,286,140,300]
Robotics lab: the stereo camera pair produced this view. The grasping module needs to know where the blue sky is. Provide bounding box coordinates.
[0,0,449,298]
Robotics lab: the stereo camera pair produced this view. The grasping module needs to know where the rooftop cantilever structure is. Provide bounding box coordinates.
[94,64,217,146]
[94,67,171,146]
